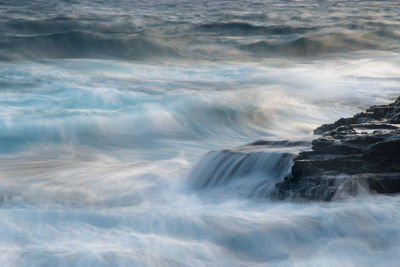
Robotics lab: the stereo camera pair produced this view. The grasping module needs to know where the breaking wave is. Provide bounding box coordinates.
[0,31,177,61]
[241,31,400,57]
[2,0,400,266]
[1,3,400,61]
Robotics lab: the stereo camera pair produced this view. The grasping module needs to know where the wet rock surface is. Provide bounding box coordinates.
[275,96,400,201]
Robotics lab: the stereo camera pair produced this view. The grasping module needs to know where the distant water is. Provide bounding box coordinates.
[1,0,400,266]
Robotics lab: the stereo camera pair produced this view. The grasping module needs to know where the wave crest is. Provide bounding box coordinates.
[0,31,177,60]
[241,31,400,56]
[198,22,315,35]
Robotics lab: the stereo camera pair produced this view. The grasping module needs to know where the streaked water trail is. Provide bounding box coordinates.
[1,0,400,266]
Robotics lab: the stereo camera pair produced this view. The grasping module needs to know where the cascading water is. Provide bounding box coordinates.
[189,142,306,199]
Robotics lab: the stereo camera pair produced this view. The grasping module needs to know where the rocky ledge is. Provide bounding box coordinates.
[275,96,400,201]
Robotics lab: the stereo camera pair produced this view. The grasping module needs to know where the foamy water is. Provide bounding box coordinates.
[1,0,400,266]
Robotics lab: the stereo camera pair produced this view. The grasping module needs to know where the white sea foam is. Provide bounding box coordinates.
[0,54,399,266]
[0,152,399,267]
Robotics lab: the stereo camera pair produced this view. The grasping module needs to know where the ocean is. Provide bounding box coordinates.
[1,0,400,266]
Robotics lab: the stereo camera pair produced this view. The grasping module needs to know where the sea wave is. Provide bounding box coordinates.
[1,58,398,156]
[1,1,400,266]
[1,12,400,61]
[4,15,141,35]
[241,31,400,57]
[197,22,316,35]
[0,31,177,60]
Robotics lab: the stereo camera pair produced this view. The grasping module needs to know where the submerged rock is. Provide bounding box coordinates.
[275,96,400,201]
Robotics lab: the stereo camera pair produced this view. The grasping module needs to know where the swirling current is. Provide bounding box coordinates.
[1,0,400,266]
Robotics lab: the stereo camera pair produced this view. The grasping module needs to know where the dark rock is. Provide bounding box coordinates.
[275,96,400,200]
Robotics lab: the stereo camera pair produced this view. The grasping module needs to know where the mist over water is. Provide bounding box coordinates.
[1,0,400,266]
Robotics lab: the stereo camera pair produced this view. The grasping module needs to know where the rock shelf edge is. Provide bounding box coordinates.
[274,96,400,201]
